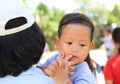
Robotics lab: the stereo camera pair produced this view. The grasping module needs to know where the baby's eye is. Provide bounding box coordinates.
[66,42,72,45]
[80,44,86,46]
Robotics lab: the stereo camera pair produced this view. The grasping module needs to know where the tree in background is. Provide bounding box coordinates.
[107,4,120,26]
[36,3,65,50]
[74,0,110,26]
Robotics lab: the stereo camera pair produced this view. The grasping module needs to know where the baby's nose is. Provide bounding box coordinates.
[71,46,78,52]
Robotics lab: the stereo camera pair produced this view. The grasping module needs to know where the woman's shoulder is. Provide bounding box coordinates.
[0,66,54,84]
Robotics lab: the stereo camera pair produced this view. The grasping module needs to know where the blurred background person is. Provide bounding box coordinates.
[103,27,120,84]
[100,28,114,58]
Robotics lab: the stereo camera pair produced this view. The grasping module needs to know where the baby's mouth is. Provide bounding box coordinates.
[70,55,78,61]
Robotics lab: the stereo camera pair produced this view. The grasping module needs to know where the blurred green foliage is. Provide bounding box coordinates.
[107,4,120,25]
[35,3,65,50]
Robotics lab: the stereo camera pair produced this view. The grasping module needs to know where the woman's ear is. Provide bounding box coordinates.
[54,36,60,50]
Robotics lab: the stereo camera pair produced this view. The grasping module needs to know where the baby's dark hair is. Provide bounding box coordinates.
[58,13,94,72]
[112,27,120,53]
[58,13,94,41]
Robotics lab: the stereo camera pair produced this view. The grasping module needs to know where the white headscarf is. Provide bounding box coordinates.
[0,0,35,36]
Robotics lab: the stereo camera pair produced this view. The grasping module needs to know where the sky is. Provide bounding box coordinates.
[26,0,120,13]
[93,0,120,10]
[26,0,75,13]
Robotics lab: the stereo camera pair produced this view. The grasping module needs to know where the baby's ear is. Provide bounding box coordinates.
[54,36,60,50]
[90,42,94,49]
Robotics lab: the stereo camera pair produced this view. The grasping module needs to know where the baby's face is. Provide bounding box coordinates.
[55,23,94,65]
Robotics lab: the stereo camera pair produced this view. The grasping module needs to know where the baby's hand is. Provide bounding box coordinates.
[44,53,74,84]
[57,53,75,75]
[41,52,74,76]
